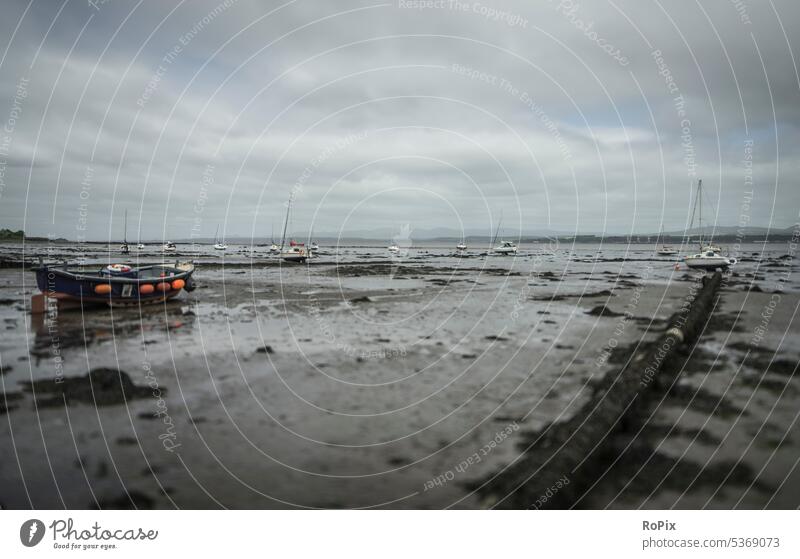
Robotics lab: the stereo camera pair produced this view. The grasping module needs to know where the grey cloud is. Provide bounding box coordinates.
[0,0,798,240]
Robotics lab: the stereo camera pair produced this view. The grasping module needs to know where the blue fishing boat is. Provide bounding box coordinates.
[34,261,196,307]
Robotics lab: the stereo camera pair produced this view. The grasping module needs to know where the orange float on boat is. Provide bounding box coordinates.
[156,282,171,292]
[139,284,155,295]
[171,279,185,290]
[94,283,112,295]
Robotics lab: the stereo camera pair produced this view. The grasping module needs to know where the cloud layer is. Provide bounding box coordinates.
[1,0,798,240]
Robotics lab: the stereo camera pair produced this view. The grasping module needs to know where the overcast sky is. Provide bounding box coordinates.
[0,0,798,241]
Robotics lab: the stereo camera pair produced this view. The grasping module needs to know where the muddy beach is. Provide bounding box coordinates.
[0,241,798,509]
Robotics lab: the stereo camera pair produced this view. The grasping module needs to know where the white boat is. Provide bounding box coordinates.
[268,226,280,254]
[281,243,310,263]
[136,243,145,250]
[684,249,736,270]
[212,225,227,250]
[493,240,518,254]
[683,179,735,270]
[489,213,517,255]
[163,241,177,253]
[657,246,678,256]
[387,244,400,253]
[277,196,311,263]
[310,242,319,253]
[456,242,467,251]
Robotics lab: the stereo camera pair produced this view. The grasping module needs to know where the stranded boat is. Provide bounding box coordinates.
[34,260,196,308]
[657,246,678,256]
[213,225,227,251]
[490,213,517,255]
[682,179,735,270]
[277,194,312,263]
[493,240,517,254]
[684,248,736,270]
[281,241,310,263]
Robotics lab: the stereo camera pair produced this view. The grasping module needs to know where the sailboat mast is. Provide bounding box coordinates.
[697,179,703,249]
[123,209,127,244]
[280,196,292,250]
[491,213,502,247]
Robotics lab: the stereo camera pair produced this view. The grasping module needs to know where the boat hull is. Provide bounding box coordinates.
[35,264,195,307]
[684,257,732,270]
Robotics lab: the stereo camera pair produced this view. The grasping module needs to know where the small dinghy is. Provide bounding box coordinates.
[33,260,196,308]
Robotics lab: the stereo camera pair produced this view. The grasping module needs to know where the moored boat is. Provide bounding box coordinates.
[682,179,735,270]
[163,241,177,253]
[657,245,678,256]
[684,249,736,270]
[34,261,196,307]
[281,243,310,263]
[212,225,227,250]
[493,240,517,254]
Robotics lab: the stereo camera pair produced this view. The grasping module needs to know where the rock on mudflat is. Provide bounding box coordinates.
[585,304,625,317]
[21,368,154,407]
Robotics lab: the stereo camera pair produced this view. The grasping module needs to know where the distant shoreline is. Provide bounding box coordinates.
[0,234,794,245]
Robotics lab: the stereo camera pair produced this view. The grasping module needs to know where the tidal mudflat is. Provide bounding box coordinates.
[0,241,797,509]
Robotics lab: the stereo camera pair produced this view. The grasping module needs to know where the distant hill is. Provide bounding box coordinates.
[0,229,24,241]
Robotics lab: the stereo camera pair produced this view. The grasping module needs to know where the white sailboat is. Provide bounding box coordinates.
[490,215,517,255]
[456,241,467,252]
[269,225,280,254]
[494,240,518,254]
[387,243,400,254]
[279,196,310,263]
[656,225,677,256]
[213,224,227,250]
[683,179,735,270]
[163,241,177,253]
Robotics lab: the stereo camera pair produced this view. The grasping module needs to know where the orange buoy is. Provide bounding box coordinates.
[171,279,185,290]
[139,284,155,295]
[94,283,112,295]
[156,282,171,292]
